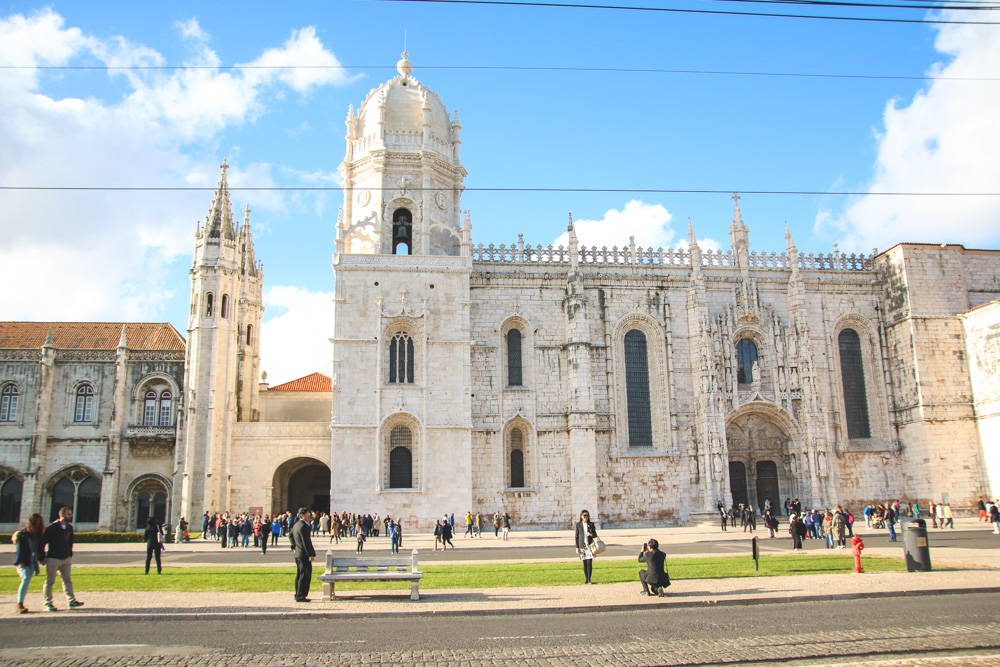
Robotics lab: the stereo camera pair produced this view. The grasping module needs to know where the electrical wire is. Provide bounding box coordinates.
[1,186,997,195]
[373,0,1000,24]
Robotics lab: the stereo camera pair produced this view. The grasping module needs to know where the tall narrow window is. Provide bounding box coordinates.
[158,391,172,426]
[736,339,758,386]
[624,330,653,448]
[507,329,523,387]
[392,208,413,255]
[143,390,157,426]
[839,329,871,438]
[135,491,151,529]
[74,385,94,423]
[509,428,525,488]
[205,293,214,317]
[0,385,19,422]
[388,332,415,384]
[221,294,229,319]
[246,324,253,345]
[0,476,23,523]
[388,425,413,488]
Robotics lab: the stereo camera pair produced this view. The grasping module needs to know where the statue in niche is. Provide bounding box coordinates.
[790,368,800,389]
[775,331,784,360]
[787,331,797,359]
[778,368,787,392]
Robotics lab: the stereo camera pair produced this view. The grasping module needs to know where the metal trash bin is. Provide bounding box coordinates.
[902,518,932,572]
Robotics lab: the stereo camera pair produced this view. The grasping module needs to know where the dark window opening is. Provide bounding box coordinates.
[839,328,871,438]
[389,446,412,489]
[49,477,76,523]
[736,338,758,386]
[392,208,413,255]
[205,293,214,317]
[0,477,23,523]
[221,294,229,319]
[507,329,523,386]
[389,332,415,383]
[624,329,653,448]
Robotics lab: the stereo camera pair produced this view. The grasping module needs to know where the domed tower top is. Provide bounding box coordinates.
[337,52,467,257]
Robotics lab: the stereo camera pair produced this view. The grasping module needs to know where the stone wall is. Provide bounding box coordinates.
[962,299,1000,499]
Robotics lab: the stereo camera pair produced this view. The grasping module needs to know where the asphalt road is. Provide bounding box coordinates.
[1,593,998,666]
[68,527,999,566]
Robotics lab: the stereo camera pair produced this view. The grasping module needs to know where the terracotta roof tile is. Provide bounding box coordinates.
[268,372,332,392]
[0,322,186,351]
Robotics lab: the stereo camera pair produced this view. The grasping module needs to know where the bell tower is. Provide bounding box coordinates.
[336,52,467,257]
[177,161,263,520]
[330,54,474,530]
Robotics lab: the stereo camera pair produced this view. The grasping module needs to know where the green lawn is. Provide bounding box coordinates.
[2,554,904,594]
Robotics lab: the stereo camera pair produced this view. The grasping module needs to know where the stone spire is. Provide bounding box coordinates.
[117,324,128,350]
[785,221,799,277]
[206,160,236,241]
[688,217,702,276]
[567,213,580,273]
[240,204,258,276]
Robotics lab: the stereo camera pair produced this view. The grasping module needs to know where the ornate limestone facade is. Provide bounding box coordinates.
[3,55,999,532]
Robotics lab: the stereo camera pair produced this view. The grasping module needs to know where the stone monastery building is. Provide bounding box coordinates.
[2,54,999,532]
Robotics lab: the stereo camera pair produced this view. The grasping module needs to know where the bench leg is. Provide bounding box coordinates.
[410,581,420,601]
[322,580,334,602]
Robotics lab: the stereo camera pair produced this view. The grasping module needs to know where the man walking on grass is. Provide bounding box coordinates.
[38,507,84,612]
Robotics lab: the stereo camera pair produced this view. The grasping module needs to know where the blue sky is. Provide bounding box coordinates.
[1,2,998,382]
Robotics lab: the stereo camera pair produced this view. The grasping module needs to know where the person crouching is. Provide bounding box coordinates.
[638,539,671,597]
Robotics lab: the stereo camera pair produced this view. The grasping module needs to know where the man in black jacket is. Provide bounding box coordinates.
[638,538,670,597]
[288,507,316,602]
[38,507,84,612]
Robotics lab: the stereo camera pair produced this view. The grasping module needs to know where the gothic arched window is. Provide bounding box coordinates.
[221,294,229,319]
[392,208,412,256]
[507,329,523,387]
[388,424,413,488]
[74,385,94,423]
[1,384,19,422]
[624,329,653,448]
[49,477,76,523]
[736,339,758,386]
[76,476,101,523]
[0,476,22,523]
[388,332,415,384]
[246,324,253,346]
[838,328,871,439]
[205,293,214,317]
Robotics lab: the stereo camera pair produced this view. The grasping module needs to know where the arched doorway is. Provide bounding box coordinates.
[271,457,330,515]
[729,461,748,506]
[726,407,794,510]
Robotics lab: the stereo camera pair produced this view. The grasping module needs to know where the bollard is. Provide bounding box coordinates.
[851,534,864,573]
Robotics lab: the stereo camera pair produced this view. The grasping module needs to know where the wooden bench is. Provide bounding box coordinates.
[318,548,424,601]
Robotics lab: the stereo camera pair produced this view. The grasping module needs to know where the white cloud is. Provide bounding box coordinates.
[552,199,720,251]
[259,286,335,385]
[0,10,352,323]
[815,15,1000,252]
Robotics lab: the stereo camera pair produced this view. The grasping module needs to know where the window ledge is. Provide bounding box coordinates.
[503,385,532,391]
[379,487,421,494]
[504,487,535,493]
[615,448,676,458]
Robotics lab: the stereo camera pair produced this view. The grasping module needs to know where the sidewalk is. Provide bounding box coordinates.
[4,518,998,621]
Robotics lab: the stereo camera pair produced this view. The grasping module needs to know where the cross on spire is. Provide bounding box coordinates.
[220,159,229,177]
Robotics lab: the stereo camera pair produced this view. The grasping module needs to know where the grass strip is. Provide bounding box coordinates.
[1,555,904,594]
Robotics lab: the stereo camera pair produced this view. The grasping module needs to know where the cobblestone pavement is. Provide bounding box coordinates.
[2,623,999,666]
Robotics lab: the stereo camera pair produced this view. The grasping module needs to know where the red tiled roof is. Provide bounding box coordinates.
[0,322,186,351]
[268,372,332,392]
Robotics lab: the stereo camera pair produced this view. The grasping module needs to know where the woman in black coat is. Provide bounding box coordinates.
[144,518,163,574]
[574,509,599,584]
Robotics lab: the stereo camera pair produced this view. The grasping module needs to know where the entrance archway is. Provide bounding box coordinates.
[729,461,748,506]
[726,407,794,510]
[271,457,330,515]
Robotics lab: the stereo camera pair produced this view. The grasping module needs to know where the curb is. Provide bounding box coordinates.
[5,586,1000,624]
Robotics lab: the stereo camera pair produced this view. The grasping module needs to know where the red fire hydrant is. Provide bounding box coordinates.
[851,534,865,573]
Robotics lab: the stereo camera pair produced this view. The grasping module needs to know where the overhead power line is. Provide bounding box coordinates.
[2,63,997,82]
[375,0,1000,24]
[1,186,998,196]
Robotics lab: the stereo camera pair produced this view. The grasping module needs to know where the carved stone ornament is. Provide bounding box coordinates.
[435,191,448,210]
[357,190,371,206]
